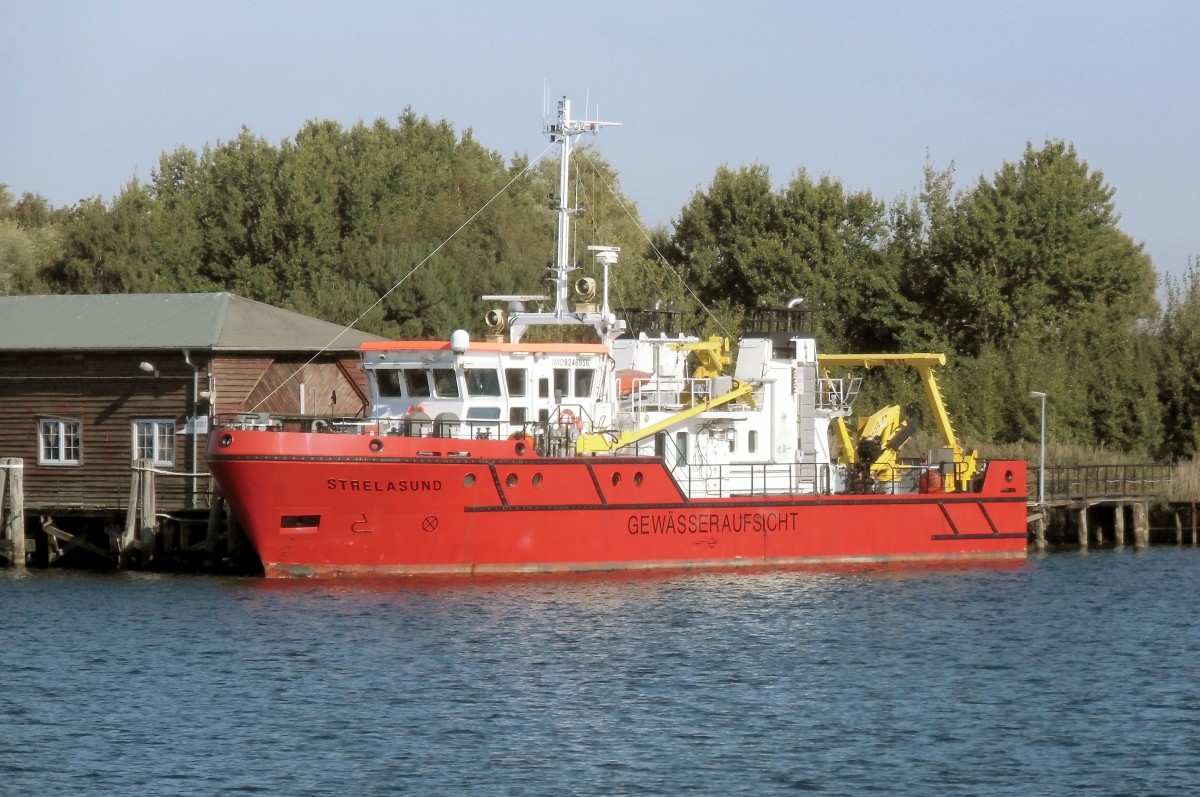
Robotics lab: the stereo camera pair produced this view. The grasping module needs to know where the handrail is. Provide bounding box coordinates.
[1029,464,1171,502]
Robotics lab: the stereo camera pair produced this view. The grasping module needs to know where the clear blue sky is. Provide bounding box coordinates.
[3,1,1197,283]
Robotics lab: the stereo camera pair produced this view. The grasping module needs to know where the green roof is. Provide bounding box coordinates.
[0,293,384,352]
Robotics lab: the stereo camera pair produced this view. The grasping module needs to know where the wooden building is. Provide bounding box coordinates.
[0,292,382,567]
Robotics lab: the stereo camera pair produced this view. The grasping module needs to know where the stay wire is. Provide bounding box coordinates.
[572,148,733,341]
[247,141,556,413]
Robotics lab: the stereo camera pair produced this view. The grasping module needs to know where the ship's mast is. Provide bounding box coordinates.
[489,97,622,344]
[547,97,617,316]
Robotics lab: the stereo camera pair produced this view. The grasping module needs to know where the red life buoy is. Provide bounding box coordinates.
[558,409,583,431]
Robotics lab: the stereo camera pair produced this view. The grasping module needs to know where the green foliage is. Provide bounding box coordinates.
[41,182,164,293]
[664,165,901,350]
[1156,261,1200,461]
[924,141,1155,356]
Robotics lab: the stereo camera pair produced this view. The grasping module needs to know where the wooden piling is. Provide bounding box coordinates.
[1114,503,1126,547]
[225,500,242,560]
[1032,509,1046,551]
[120,465,140,568]
[204,490,224,568]
[1,458,26,568]
[1077,506,1089,548]
[1133,502,1149,549]
[139,460,156,564]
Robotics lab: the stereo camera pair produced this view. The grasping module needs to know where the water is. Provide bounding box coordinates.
[2,549,1198,796]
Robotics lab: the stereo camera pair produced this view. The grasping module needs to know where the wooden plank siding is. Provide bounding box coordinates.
[0,352,199,511]
[211,355,368,417]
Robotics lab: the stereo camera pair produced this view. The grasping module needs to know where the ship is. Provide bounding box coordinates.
[204,98,1029,577]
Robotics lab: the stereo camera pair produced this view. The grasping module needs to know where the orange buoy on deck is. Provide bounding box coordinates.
[918,468,943,494]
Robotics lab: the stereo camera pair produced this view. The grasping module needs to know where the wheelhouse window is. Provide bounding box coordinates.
[404,369,431,398]
[553,368,570,399]
[432,368,460,398]
[39,418,82,465]
[375,368,403,398]
[134,419,176,466]
[466,369,501,397]
[505,368,527,397]
[574,368,595,398]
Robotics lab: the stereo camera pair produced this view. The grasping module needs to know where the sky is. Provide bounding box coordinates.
[3,0,1198,283]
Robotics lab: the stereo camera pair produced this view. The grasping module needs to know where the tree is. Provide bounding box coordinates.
[1157,261,1200,460]
[664,165,894,349]
[0,187,60,294]
[45,182,161,293]
[925,140,1155,356]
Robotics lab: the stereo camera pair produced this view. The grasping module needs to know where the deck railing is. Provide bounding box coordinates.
[1030,465,1171,503]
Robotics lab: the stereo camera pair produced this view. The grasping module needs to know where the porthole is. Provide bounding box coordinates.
[219,433,233,447]
[611,472,622,486]
[514,442,527,456]
[532,473,543,487]
[634,472,644,486]
[506,473,518,487]
[463,473,476,488]
[369,438,384,452]
[1005,470,1014,482]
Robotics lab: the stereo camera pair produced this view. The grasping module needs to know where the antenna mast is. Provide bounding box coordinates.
[545,97,619,317]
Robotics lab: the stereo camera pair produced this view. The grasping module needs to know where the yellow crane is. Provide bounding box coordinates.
[819,353,978,492]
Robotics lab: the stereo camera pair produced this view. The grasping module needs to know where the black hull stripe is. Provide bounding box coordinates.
[465,496,1026,512]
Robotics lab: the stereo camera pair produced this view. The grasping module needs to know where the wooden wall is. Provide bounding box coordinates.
[212,355,368,417]
[0,352,200,511]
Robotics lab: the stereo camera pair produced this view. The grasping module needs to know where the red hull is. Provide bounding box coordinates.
[207,429,1029,577]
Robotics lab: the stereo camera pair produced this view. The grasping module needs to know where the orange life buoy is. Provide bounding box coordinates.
[558,409,583,431]
[405,404,425,416]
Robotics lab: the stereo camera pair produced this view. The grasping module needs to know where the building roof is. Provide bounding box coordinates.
[0,293,385,352]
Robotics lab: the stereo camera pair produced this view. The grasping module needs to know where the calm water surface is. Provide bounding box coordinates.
[2,549,1198,795]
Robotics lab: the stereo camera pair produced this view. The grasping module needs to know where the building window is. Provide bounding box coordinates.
[39,418,82,465]
[134,419,176,466]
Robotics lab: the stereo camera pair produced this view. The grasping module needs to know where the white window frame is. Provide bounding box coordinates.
[133,419,176,467]
[38,417,82,466]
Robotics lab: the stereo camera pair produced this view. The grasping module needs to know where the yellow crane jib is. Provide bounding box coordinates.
[817,352,978,491]
[575,378,756,455]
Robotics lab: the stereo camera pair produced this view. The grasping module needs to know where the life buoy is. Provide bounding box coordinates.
[558,409,583,431]
[405,404,425,416]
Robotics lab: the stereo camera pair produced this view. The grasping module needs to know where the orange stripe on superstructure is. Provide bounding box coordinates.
[360,340,610,354]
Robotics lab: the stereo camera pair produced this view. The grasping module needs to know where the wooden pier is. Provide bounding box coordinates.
[1026,464,1176,549]
[1,457,256,573]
